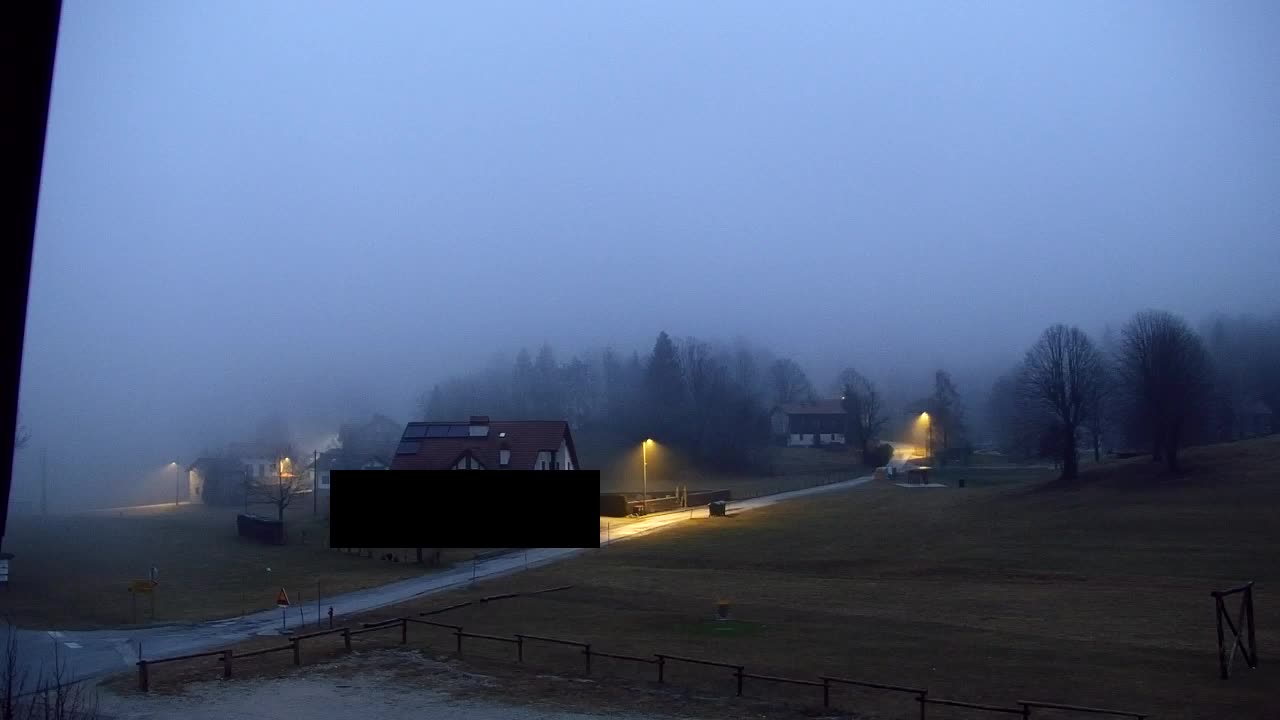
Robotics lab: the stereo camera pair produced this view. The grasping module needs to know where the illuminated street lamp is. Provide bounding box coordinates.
[919,412,932,460]
[642,439,653,515]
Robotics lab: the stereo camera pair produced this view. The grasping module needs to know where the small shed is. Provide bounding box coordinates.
[905,466,932,485]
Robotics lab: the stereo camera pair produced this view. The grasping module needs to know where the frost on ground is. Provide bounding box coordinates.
[96,651,680,720]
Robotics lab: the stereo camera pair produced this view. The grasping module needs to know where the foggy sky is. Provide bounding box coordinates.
[14,0,1280,507]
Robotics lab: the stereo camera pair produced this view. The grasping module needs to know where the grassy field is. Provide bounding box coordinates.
[1,442,864,629]
[122,436,1280,719]
[0,501,486,629]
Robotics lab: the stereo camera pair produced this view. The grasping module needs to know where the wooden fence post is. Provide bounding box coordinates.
[222,650,233,679]
[656,654,665,683]
[1246,585,1257,667]
[455,629,463,655]
[735,666,744,696]
[1215,595,1229,679]
[342,628,352,652]
[137,660,149,692]
[516,635,524,663]
[401,617,408,645]
[822,677,830,708]
[584,643,592,675]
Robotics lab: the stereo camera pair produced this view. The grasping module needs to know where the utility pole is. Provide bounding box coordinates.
[174,459,180,506]
[41,448,47,515]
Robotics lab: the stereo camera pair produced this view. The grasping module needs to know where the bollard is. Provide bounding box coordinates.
[656,655,665,683]
[328,606,334,629]
[516,635,524,663]
[822,677,830,708]
[342,628,352,652]
[735,666,743,696]
[292,638,300,666]
[222,650,233,679]
[455,629,463,655]
[584,643,592,675]
[137,660,149,692]
[401,617,408,645]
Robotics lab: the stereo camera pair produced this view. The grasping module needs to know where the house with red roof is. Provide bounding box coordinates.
[389,416,579,471]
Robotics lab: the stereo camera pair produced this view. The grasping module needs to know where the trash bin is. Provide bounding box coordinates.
[709,500,727,517]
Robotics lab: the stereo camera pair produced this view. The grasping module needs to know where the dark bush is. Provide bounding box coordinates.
[867,443,894,468]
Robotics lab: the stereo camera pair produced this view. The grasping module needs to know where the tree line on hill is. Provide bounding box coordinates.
[420,332,973,473]
[421,309,1278,482]
[986,310,1280,479]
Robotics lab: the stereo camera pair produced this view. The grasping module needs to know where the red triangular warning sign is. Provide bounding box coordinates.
[276,588,290,607]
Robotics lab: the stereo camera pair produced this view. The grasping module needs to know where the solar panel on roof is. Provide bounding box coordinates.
[425,425,449,438]
[403,425,428,439]
[446,425,470,438]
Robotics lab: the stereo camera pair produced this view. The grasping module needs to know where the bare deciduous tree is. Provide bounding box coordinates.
[839,369,887,465]
[244,455,307,522]
[1117,309,1213,472]
[3,625,101,720]
[1018,324,1106,480]
[769,358,816,406]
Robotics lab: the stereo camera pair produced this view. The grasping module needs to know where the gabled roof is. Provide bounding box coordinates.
[390,419,578,471]
[310,450,390,472]
[776,399,846,416]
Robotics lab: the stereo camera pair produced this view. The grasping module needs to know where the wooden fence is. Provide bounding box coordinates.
[135,614,1147,718]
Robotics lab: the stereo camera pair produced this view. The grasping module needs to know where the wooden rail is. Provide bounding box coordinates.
[455,629,517,657]
[515,633,591,673]
[527,584,574,595]
[406,618,461,630]
[920,696,1027,718]
[655,653,745,695]
[820,675,928,712]
[591,650,657,664]
[233,644,293,659]
[1018,700,1148,719]
[136,649,226,692]
[289,627,349,641]
[740,671,824,703]
[421,601,472,616]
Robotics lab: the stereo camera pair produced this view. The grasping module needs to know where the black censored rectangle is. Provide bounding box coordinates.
[329,470,601,548]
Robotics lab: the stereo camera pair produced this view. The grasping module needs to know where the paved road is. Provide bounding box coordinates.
[3,475,872,695]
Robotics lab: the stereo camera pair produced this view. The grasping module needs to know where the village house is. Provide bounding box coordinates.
[389,416,579,471]
[187,441,295,506]
[771,399,847,447]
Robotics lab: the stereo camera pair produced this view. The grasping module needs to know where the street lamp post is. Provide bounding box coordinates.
[920,412,933,461]
[642,439,652,515]
[174,460,180,506]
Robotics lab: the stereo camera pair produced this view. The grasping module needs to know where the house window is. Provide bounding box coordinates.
[499,449,510,467]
